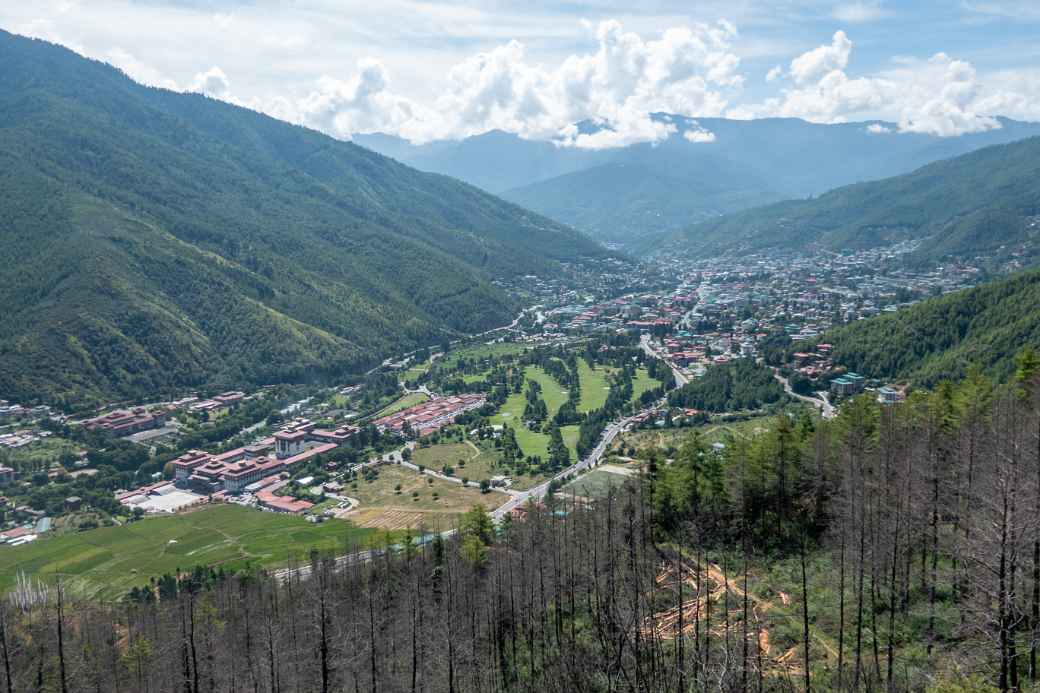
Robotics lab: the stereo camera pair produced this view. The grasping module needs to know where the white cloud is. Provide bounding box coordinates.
[289,59,423,140]
[744,34,1012,137]
[683,126,717,142]
[894,53,1000,136]
[105,47,180,90]
[6,3,1039,148]
[190,66,231,98]
[789,30,851,85]
[282,18,746,148]
[831,2,890,23]
[866,122,891,134]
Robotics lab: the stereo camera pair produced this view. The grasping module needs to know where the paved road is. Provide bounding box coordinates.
[772,369,836,419]
[639,334,689,387]
[491,411,643,520]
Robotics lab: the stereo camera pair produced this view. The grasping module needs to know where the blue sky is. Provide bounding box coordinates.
[2,1,1037,146]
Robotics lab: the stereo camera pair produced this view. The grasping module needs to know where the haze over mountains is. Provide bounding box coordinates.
[657,136,1040,265]
[0,31,606,406]
[357,115,1040,248]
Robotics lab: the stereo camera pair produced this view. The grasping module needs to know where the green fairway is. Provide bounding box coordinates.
[0,504,377,599]
[578,358,612,412]
[491,365,576,461]
[630,367,662,403]
[523,365,569,413]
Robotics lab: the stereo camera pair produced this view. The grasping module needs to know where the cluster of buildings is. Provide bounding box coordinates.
[0,400,52,423]
[188,391,246,415]
[115,417,357,516]
[170,420,345,496]
[373,394,486,437]
[84,407,169,436]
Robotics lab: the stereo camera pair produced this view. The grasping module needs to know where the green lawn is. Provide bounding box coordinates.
[491,366,576,461]
[630,367,662,403]
[0,504,377,599]
[374,392,428,418]
[523,365,569,413]
[578,358,613,412]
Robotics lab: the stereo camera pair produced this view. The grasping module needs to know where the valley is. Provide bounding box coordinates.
[2,11,1040,691]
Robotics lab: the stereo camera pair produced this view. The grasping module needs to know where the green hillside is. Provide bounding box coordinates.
[812,268,1040,385]
[659,136,1040,264]
[0,31,607,407]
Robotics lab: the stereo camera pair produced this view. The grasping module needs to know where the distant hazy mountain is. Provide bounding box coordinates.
[356,115,1040,248]
[0,31,607,406]
[655,136,1040,265]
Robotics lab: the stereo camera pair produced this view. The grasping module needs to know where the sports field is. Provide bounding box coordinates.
[0,504,377,598]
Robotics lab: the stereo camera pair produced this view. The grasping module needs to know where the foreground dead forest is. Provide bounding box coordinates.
[7,358,1040,692]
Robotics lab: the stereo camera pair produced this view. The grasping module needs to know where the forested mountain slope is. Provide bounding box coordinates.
[0,31,606,407]
[358,116,1040,248]
[811,268,1040,385]
[657,136,1040,263]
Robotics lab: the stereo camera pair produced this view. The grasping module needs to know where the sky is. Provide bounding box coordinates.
[2,0,1039,148]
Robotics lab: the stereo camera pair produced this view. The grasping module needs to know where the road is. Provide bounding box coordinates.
[639,334,689,387]
[772,370,836,419]
[491,411,642,520]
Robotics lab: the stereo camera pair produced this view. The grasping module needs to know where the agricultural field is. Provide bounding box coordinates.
[578,358,613,412]
[0,504,377,598]
[374,392,428,418]
[345,464,508,532]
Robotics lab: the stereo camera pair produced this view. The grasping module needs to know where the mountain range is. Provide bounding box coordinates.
[656,136,1040,265]
[356,115,1040,248]
[0,31,606,407]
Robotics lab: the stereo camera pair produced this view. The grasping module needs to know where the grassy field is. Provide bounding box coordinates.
[412,442,479,471]
[524,365,570,413]
[630,368,662,403]
[413,440,551,491]
[0,504,376,598]
[611,415,780,457]
[561,468,631,498]
[374,392,428,418]
[578,358,612,412]
[346,464,508,532]
[403,359,431,385]
[491,365,577,462]
[439,342,527,371]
